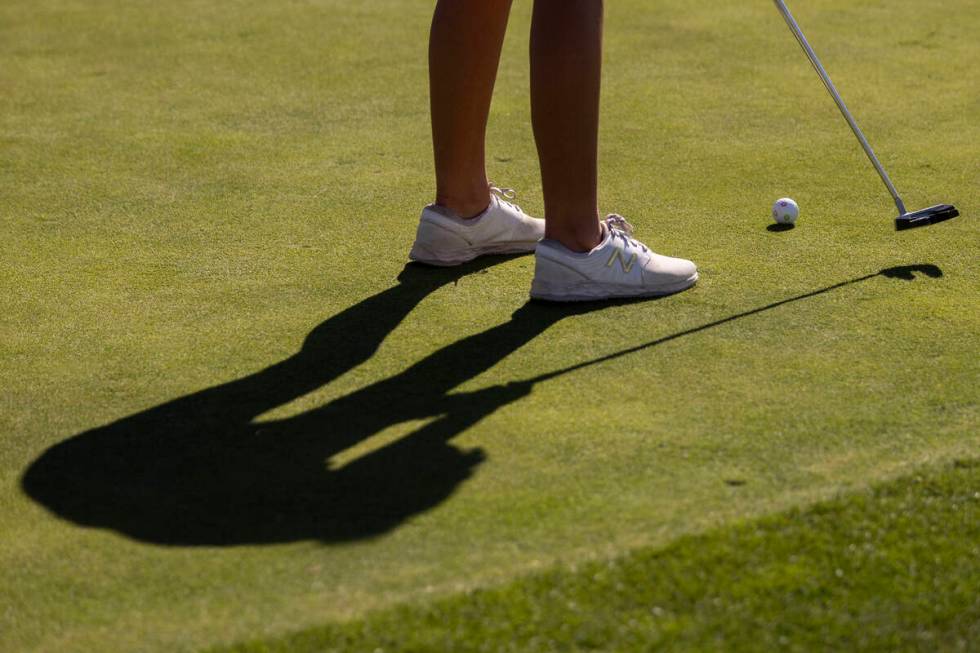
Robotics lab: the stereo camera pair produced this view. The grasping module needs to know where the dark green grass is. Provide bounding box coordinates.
[219,459,980,652]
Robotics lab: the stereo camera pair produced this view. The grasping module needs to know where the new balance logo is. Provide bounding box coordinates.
[606,250,637,273]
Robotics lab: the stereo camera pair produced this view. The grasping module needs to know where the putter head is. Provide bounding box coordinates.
[895,204,959,231]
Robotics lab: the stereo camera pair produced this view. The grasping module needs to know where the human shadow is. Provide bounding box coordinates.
[21,256,604,545]
[21,264,941,546]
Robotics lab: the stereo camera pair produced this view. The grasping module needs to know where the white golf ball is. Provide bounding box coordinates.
[772,198,799,225]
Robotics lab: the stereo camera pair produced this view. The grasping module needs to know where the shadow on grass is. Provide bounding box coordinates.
[21,263,942,545]
[766,223,796,232]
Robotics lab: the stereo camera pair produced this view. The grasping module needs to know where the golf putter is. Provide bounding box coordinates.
[773,0,959,231]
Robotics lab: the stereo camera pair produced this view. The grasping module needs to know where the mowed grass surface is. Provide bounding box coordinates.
[218,459,980,653]
[0,0,977,651]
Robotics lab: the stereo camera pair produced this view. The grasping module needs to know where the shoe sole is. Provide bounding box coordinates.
[408,241,539,267]
[529,272,699,302]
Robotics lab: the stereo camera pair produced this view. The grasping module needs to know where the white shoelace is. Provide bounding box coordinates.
[489,183,524,214]
[603,214,648,252]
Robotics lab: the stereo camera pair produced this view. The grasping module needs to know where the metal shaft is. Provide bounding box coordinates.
[773,0,907,216]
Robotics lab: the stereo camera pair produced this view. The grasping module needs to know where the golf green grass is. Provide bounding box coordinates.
[217,458,980,652]
[1,0,977,651]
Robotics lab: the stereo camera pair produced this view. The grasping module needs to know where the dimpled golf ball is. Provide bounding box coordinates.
[772,198,799,225]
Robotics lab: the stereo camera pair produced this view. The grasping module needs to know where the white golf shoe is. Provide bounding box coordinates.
[530,215,698,302]
[409,185,545,266]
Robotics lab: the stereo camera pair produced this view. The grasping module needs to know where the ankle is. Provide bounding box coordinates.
[436,190,492,219]
[545,221,602,253]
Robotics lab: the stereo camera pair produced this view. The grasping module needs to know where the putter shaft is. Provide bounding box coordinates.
[773,0,907,216]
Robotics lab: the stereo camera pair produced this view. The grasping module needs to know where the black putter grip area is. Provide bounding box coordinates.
[895,204,959,231]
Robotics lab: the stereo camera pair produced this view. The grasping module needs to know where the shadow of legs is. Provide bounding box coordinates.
[21,265,579,545]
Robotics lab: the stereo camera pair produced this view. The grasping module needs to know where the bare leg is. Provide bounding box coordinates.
[429,0,513,218]
[531,0,604,252]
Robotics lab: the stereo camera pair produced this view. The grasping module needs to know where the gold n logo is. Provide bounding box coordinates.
[606,250,637,273]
